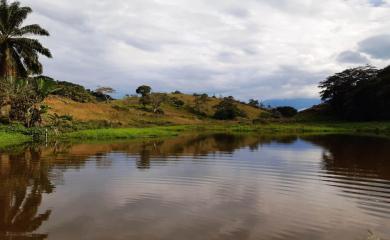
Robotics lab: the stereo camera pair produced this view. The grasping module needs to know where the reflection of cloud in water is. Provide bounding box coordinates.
[1,134,390,239]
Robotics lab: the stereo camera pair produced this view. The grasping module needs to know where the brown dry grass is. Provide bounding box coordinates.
[44,94,263,126]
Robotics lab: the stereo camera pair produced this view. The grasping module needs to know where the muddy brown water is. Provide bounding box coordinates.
[0,134,389,240]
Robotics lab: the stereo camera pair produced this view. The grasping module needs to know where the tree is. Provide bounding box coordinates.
[213,96,246,120]
[248,99,259,108]
[275,106,298,118]
[95,86,115,103]
[319,66,378,116]
[4,76,58,127]
[136,85,151,96]
[0,0,52,79]
[149,93,167,114]
[136,85,152,107]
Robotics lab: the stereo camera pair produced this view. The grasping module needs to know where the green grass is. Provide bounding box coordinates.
[61,122,390,140]
[0,132,31,148]
[63,126,189,140]
[2,121,390,146]
[222,122,390,137]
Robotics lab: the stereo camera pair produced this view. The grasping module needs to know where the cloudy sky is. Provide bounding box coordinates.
[24,0,390,100]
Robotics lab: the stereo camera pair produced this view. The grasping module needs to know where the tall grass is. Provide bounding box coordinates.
[0,132,31,148]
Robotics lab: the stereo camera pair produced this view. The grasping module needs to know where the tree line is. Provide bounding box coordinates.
[0,0,54,126]
[319,65,390,121]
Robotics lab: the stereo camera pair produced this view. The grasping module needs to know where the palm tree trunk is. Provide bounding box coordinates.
[0,47,18,79]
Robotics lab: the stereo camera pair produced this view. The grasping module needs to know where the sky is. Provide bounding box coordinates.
[24,0,390,101]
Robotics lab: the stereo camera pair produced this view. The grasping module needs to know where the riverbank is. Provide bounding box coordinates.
[41,121,390,140]
[1,122,390,146]
[0,132,31,148]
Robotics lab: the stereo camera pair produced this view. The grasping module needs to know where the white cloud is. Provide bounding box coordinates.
[23,0,390,100]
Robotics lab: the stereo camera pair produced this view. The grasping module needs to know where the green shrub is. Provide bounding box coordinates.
[213,97,246,120]
[275,106,298,118]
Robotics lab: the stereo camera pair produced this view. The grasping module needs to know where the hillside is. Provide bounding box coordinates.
[44,93,264,127]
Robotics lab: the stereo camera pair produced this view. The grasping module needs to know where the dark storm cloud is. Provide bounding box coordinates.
[358,34,390,60]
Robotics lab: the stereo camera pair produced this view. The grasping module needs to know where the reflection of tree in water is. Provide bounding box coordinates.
[302,135,390,221]
[0,148,53,239]
[132,134,299,169]
[303,135,390,180]
[137,146,152,169]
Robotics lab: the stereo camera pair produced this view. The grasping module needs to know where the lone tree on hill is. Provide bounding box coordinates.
[0,0,52,79]
[248,99,260,108]
[136,85,151,96]
[95,86,115,103]
[136,85,152,107]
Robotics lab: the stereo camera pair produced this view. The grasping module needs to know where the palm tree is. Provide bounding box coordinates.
[0,0,52,79]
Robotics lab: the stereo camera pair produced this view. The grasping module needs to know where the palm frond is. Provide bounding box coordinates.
[8,3,32,30]
[13,24,49,36]
[0,0,51,78]
[11,37,52,57]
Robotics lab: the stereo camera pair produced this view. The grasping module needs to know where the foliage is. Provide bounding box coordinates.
[51,80,95,102]
[0,0,51,78]
[170,97,185,108]
[149,93,167,114]
[275,106,298,118]
[95,86,115,103]
[319,65,390,120]
[193,93,208,115]
[0,76,59,127]
[136,85,152,107]
[47,113,74,132]
[248,99,260,108]
[136,85,152,96]
[213,96,246,120]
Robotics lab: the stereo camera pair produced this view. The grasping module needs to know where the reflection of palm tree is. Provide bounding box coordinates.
[0,148,53,239]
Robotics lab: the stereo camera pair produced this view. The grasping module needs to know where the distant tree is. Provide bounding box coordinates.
[136,85,152,107]
[172,90,182,94]
[95,86,115,103]
[275,106,298,118]
[213,97,246,120]
[136,85,152,96]
[248,99,260,108]
[0,0,52,79]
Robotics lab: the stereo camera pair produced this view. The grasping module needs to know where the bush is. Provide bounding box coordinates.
[275,106,298,118]
[170,97,185,108]
[213,97,246,120]
[52,81,96,102]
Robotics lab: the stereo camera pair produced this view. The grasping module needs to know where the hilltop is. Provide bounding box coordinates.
[44,91,264,127]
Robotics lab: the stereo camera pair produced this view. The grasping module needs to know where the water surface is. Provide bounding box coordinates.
[0,134,390,239]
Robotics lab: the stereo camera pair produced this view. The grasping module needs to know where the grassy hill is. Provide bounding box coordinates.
[44,93,264,127]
